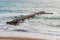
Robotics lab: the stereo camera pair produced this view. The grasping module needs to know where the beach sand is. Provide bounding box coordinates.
[0,37,45,40]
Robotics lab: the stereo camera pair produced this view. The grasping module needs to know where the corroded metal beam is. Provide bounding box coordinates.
[6,11,53,25]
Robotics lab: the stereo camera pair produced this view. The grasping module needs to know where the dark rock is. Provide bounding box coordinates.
[13,29,28,32]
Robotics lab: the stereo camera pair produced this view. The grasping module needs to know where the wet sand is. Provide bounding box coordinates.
[0,37,45,40]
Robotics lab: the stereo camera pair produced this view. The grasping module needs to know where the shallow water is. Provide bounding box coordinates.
[0,0,60,38]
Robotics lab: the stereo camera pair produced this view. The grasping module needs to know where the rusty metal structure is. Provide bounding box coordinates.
[6,11,53,25]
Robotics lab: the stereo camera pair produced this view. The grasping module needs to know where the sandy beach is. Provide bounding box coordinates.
[0,37,45,40]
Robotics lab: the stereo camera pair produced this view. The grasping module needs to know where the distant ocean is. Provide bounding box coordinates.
[0,0,60,38]
[0,0,60,13]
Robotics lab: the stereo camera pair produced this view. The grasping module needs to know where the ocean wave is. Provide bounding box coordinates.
[0,10,27,13]
[0,0,60,37]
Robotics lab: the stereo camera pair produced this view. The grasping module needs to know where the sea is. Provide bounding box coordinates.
[0,0,60,40]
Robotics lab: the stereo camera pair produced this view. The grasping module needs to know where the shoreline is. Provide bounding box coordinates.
[0,37,45,40]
